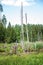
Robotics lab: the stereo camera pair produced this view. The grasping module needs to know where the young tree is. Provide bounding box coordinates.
[0,23,6,43]
[6,22,16,43]
[0,3,3,12]
[2,15,7,27]
[0,2,3,21]
[15,24,21,42]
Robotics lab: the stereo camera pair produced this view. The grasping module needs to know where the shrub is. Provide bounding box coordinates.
[0,48,5,52]
[36,43,43,51]
[17,45,23,53]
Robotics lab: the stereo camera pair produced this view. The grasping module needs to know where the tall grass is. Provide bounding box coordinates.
[0,53,43,65]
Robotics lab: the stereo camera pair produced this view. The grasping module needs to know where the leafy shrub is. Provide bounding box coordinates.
[17,45,23,53]
[36,43,43,51]
[0,48,5,52]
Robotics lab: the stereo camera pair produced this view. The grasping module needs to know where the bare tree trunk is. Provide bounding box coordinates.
[21,2,24,49]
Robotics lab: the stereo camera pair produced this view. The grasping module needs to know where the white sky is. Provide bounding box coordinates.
[1,0,43,25]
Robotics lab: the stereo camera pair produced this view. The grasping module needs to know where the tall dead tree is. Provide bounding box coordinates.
[21,2,24,49]
[25,13,29,42]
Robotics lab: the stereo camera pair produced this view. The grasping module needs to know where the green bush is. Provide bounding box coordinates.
[36,43,43,51]
[17,45,23,53]
[0,48,5,52]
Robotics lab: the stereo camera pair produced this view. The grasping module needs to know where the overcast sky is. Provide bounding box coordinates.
[1,0,43,25]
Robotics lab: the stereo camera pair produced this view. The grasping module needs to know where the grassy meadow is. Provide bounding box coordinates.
[0,42,43,65]
[0,53,43,65]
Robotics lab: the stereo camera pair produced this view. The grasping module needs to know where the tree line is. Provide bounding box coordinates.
[0,3,43,43]
[0,15,43,43]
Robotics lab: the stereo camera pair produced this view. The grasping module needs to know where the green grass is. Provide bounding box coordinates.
[0,53,43,65]
[0,42,43,65]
